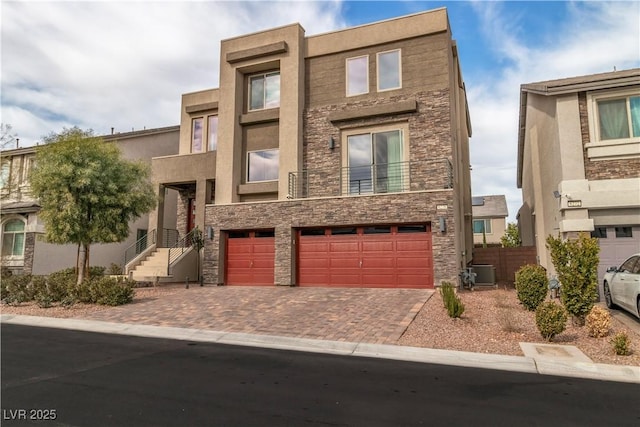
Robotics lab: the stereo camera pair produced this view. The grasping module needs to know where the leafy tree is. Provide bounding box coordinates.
[501,222,521,247]
[30,127,156,284]
[546,232,600,325]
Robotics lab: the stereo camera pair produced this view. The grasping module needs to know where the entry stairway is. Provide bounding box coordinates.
[124,229,199,283]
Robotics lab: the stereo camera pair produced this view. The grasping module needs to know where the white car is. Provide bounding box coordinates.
[603,253,640,319]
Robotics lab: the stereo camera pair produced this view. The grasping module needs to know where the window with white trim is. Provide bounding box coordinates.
[377,49,401,91]
[249,71,280,111]
[586,89,640,159]
[473,219,492,234]
[247,149,279,182]
[2,219,25,257]
[346,56,369,96]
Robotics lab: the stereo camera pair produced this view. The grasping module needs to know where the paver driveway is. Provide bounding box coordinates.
[84,285,434,344]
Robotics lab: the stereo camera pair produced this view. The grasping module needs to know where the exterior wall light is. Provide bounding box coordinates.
[329,136,335,150]
[438,217,446,233]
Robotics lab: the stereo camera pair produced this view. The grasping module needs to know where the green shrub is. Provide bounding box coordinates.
[108,263,123,275]
[83,276,134,306]
[515,264,548,311]
[2,274,33,305]
[440,282,465,318]
[585,306,612,338]
[535,301,567,341]
[35,292,53,308]
[546,233,599,325]
[611,331,631,356]
[1,267,13,279]
[88,266,106,277]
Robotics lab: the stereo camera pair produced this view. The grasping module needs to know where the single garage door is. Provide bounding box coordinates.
[595,226,640,284]
[298,225,433,288]
[226,230,275,285]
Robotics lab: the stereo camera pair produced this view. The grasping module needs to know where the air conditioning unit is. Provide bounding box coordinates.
[471,265,496,287]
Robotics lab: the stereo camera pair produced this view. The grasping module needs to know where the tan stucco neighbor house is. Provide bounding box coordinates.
[472,195,508,246]
[517,68,640,285]
[133,8,473,288]
[0,126,179,275]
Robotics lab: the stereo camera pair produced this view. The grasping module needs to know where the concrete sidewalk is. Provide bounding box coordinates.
[2,314,639,384]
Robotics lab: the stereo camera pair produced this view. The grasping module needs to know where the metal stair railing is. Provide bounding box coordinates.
[167,228,199,274]
[123,229,156,267]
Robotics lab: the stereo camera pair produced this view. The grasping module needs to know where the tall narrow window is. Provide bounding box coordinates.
[346,130,403,194]
[249,72,280,111]
[377,50,401,91]
[247,149,279,182]
[208,116,218,151]
[346,56,368,96]
[0,161,9,188]
[191,118,203,153]
[2,219,25,256]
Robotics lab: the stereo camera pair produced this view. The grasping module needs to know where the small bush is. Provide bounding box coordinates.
[88,266,106,277]
[108,263,123,275]
[535,301,567,341]
[84,276,135,306]
[585,306,612,338]
[515,264,549,311]
[440,282,465,318]
[35,292,53,308]
[2,274,33,305]
[498,309,521,333]
[611,331,631,356]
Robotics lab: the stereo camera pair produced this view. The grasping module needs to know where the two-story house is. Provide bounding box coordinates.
[472,195,508,246]
[517,68,640,285]
[134,8,473,288]
[0,126,180,275]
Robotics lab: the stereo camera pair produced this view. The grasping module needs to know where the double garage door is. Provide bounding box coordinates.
[225,225,434,288]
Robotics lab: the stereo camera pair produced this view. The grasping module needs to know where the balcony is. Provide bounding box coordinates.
[288,159,453,199]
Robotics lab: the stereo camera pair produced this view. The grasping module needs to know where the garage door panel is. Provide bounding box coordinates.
[298,225,433,288]
[226,232,275,286]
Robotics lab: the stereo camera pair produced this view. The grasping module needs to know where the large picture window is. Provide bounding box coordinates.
[249,72,280,111]
[248,149,279,182]
[346,56,369,96]
[377,50,401,91]
[2,219,25,257]
[597,95,640,141]
[347,130,403,194]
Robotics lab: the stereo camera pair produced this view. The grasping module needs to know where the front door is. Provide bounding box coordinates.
[187,198,196,233]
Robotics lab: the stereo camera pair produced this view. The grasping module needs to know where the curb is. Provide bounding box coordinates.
[2,314,638,384]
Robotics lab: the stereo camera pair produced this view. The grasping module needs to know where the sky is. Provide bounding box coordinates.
[2,0,639,221]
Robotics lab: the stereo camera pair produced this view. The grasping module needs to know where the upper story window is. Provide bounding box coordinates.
[208,115,218,151]
[2,218,25,257]
[346,56,369,96]
[597,95,639,141]
[191,118,204,153]
[247,149,279,182]
[346,129,404,194]
[377,50,401,91]
[0,160,9,188]
[249,71,280,111]
[473,219,492,234]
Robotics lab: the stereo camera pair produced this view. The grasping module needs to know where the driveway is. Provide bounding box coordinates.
[83,285,434,344]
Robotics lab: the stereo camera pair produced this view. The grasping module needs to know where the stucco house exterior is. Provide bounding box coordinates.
[132,8,473,288]
[0,126,180,275]
[516,68,640,284]
[472,195,508,246]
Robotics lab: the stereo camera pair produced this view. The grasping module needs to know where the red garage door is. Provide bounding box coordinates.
[298,225,433,288]
[226,230,275,285]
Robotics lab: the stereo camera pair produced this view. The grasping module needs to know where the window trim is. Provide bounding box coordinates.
[207,115,218,152]
[586,88,640,160]
[246,148,279,183]
[1,217,26,258]
[346,55,369,97]
[248,71,280,112]
[376,49,402,92]
[191,117,204,154]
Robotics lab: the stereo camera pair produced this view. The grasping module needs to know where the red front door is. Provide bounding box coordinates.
[187,198,196,233]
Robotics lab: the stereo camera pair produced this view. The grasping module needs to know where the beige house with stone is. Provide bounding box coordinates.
[472,195,508,246]
[517,68,640,285]
[0,126,179,275]
[133,8,473,288]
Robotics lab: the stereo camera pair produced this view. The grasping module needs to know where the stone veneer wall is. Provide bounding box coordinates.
[176,188,196,239]
[578,92,640,180]
[203,190,456,286]
[22,232,36,274]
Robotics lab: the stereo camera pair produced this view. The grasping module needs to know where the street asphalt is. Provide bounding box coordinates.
[1,314,638,384]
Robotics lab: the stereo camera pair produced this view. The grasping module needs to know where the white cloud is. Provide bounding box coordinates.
[466,1,640,221]
[1,0,345,145]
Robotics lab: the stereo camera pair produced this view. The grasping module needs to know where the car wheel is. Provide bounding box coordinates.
[603,282,614,309]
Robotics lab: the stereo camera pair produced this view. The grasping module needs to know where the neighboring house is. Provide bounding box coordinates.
[0,126,180,275]
[517,68,640,285]
[472,195,508,246]
[134,8,473,288]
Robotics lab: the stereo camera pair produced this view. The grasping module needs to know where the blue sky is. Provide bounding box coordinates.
[2,1,639,220]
